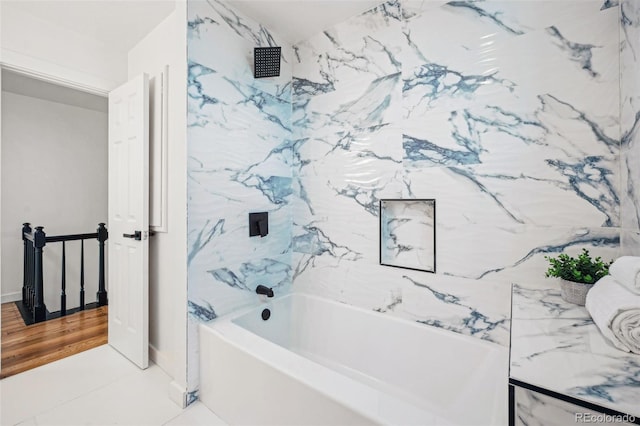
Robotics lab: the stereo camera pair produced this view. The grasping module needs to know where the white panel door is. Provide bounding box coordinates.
[108,74,149,369]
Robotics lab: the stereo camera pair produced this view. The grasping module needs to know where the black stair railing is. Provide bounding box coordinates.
[21,223,108,324]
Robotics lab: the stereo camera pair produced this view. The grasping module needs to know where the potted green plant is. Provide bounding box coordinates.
[544,249,611,305]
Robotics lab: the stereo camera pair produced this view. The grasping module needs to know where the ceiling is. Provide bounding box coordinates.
[2,1,177,52]
[2,0,383,50]
[228,1,383,43]
[2,69,108,112]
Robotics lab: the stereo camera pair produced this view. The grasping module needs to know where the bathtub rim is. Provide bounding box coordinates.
[199,292,508,425]
[200,310,459,425]
[208,291,506,353]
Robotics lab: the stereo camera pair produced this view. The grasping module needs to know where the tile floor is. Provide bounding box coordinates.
[0,345,228,426]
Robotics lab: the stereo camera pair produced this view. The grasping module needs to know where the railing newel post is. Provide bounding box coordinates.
[96,223,108,306]
[22,223,31,305]
[33,226,47,323]
[20,224,108,323]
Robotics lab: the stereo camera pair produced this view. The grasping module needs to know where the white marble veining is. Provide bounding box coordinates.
[514,386,635,426]
[188,0,292,101]
[293,1,402,99]
[620,0,640,250]
[622,230,640,256]
[293,72,403,139]
[510,284,640,418]
[289,0,623,348]
[187,0,638,400]
[187,0,294,396]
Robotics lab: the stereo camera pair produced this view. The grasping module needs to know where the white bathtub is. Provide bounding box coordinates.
[199,293,508,425]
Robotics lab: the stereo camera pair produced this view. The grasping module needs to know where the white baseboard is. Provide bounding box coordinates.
[149,344,171,371]
[149,345,187,408]
[168,380,188,408]
[1,291,21,304]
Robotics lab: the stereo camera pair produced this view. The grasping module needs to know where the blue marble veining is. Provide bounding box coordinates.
[188,15,219,33]
[334,73,399,127]
[292,224,362,260]
[188,301,217,322]
[446,166,525,225]
[189,0,292,101]
[541,94,619,153]
[331,180,396,217]
[444,1,525,36]
[513,386,631,426]
[205,0,285,61]
[290,221,370,283]
[621,0,640,250]
[292,0,402,103]
[188,61,220,110]
[224,79,291,131]
[186,0,632,398]
[573,370,640,405]
[363,0,401,21]
[511,284,640,417]
[621,111,640,148]
[288,0,624,351]
[188,218,225,265]
[373,290,402,313]
[403,63,515,117]
[187,0,294,398]
[292,121,403,236]
[512,285,594,319]
[406,275,509,344]
[449,107,550,149]
[602,0,620,10]
[187,391,199,406]
[292,76,335,98]
[208,258,292,291]
[294,71,401,138]
[545,157,619,226]
[478,230,619,280]
[546,26,601,78]
[403,134,480,166]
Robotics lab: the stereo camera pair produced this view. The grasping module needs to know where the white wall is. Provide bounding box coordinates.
[1,42,3,307]
[1,86,108,308]
[127,3,189,406]
[0,0,188,405]
[0,2,127,94]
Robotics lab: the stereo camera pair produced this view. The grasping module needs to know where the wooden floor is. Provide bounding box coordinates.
[1,302,108,379]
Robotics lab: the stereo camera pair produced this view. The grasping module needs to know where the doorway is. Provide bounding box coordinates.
[0,69,109,377]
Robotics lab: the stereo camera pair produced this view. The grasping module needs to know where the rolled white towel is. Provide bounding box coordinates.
[585,275,640,354]
[608,256,640,294]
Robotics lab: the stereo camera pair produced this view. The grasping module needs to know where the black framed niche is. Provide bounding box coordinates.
[379,199,436,273]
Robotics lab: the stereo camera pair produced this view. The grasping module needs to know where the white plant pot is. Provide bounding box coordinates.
[559,279,593,306]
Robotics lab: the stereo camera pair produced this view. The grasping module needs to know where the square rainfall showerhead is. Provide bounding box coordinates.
[254,47,281,78]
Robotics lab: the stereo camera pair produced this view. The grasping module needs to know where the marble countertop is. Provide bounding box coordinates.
[510,283,640,418]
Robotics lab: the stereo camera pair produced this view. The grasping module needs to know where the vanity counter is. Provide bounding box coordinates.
[510,283,640,422]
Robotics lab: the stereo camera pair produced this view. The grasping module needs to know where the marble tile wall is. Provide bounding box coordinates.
[621,0,640,254]
[290,0,622,348]
[186,0,293,397]
[185,0,634,399]
[513,387,636,426]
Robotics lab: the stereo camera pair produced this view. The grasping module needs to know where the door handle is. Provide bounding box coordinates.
[123,231,142,241]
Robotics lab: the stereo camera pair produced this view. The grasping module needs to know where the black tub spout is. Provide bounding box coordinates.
[256,285,274,297]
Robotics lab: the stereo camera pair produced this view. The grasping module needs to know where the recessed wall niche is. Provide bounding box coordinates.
[380,199,436,273]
